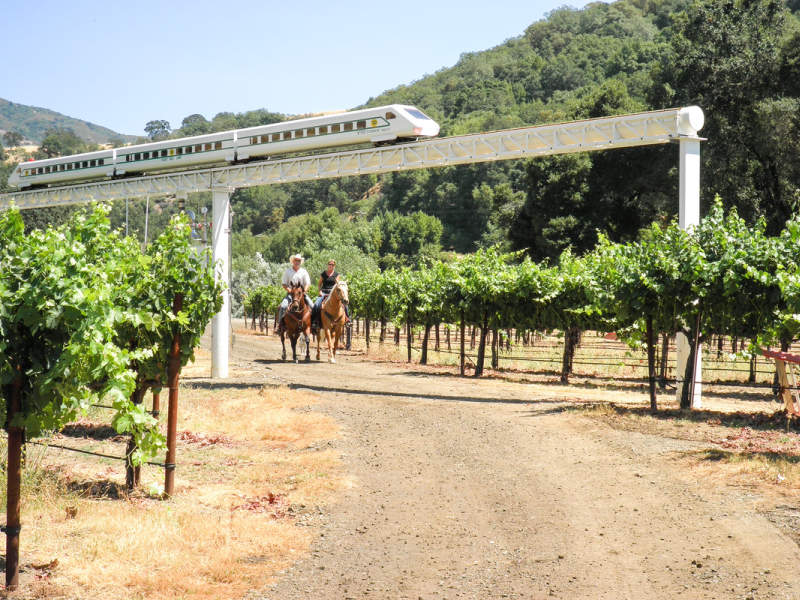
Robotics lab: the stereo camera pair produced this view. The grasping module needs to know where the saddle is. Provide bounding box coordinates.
[311,301,322,333]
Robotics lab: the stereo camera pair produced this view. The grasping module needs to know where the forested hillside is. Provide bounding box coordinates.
[233,0,800,263]
[2,0,799,278]
[0,98,135,144]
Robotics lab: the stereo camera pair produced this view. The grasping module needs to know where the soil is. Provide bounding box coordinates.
[215,328,800,600]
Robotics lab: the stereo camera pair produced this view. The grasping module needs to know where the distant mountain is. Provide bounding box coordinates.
[0,98,137,144]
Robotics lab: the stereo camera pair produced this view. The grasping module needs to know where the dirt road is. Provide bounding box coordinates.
[219,331,800,600]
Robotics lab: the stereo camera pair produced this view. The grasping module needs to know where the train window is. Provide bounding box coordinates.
[81,161,87,168]
[406,108,431,120]
[159,150,166,157]
[386,111,396,119]
[195,144,202,153]
[294,129,304,138]
[318,125,329,135]
[307,127,317,137]
[356,120,366,130]
[343,122,353,132]
[331,124,340,133]
[251,136,258,145]
[99,158,104,165]
[215,141,222,150]
[185,146,192,154]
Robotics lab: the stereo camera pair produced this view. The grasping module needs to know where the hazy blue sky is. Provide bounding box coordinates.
[2,0,598,136]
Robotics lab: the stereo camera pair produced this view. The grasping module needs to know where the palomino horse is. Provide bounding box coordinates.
[315,280,349,363]
[281,284,311,362]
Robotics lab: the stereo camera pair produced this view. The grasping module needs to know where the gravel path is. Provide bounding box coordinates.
[218,332,800,600]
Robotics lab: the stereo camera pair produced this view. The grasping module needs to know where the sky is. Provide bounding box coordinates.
[1,0,598,137]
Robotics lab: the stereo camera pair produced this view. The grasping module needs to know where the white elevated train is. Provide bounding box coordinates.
[8,104,439,189]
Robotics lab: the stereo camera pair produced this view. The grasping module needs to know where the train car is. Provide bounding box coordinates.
[7,105,439,190]
[234,105,439,161]
[8,148,115,189]
[115,130,234,177]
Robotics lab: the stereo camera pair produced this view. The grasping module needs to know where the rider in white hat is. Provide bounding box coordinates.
[277,254,313,333]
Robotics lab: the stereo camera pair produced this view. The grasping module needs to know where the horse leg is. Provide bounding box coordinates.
[326,328,335,363]
[332,329,339,362]
[315,328,321,361]
[304,333,311,362]
[281,330,286,361]
[291,335,298,363]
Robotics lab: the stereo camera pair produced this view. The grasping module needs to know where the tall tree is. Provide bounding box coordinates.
[178,114,210,136]
[2,131,23,147]
[144,119,171,141]
[652,0,800,231]
[37,128,92,158]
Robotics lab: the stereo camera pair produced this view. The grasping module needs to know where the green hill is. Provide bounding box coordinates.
[0,98,136,144]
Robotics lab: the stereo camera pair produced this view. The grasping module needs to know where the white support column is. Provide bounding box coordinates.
[211,188,232,378]
[676,134,702,408]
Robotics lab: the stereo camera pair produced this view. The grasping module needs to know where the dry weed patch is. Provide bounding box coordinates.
[1,384,343,600]
[581,401,800,493]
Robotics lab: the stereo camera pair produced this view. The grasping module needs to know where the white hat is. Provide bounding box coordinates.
[290,253,304,263]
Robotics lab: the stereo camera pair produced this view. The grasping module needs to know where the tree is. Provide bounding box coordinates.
[3,131,23,147]
[652,0,799,231]
[179,114,211,136]
[37,128,92,158]
[375,211,443,269]
[144,119,171,141]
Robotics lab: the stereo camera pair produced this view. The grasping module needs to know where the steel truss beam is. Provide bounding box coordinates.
[0,107,704,210]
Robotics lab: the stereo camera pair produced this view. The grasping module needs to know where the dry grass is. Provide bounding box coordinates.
[1,381,343,599]
[580,401,800,495]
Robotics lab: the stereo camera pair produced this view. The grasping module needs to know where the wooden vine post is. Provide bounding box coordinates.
[5,368,24,589]
[460,310,466,376]
[164,293,184,497]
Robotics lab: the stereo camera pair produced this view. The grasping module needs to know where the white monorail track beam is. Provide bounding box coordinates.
[0,107,705,390]
[0,107,703,210]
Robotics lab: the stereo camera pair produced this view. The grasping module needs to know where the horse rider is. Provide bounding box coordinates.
[276,253,313,333]
[313,258,351,329]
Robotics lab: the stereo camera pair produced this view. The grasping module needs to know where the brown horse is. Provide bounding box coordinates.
[281,284,311,362]
[315,280,349,363]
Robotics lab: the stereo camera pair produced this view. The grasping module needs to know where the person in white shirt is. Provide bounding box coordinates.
[277,253,313,333]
